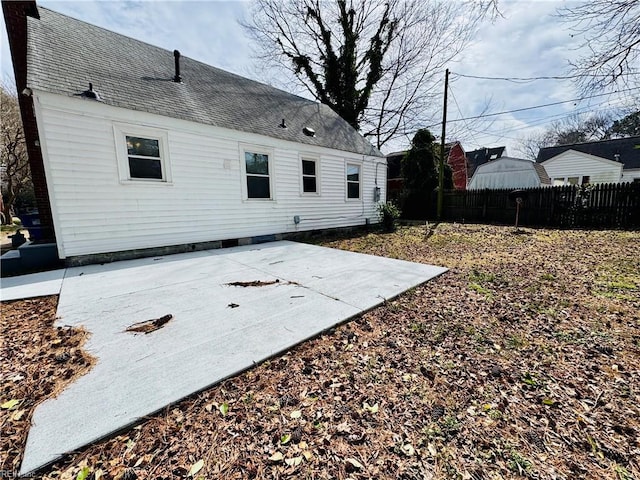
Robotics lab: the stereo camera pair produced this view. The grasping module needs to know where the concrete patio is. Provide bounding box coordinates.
[13,241,447,475]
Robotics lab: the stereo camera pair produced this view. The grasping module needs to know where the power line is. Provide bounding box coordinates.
[425,87,639,128]
[450,71,640,82]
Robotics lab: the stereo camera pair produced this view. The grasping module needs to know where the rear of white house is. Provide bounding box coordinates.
[34,92,385,259]
[541,150,623,186]
[9,6,386,261]
[537,137,640,185]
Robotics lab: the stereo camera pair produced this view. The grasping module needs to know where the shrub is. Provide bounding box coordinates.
[377,202,401,232]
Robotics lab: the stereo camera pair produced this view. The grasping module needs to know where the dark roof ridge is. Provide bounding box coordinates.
[543,135,640,149]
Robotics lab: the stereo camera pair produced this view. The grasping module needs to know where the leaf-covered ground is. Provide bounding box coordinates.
[1,223,638,479]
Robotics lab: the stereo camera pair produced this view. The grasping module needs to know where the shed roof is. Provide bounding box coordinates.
[536,136,640,169]
[25,7,383,157]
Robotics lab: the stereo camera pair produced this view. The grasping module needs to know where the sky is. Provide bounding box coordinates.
[1,0,636,156]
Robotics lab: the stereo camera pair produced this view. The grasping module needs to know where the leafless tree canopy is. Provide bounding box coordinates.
[1,84,32,224]
[243,0,498,149]
[558,0,640,94]
[515,112,629,160]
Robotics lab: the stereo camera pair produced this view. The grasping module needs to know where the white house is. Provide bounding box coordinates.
[467,157,550,190]
[536,137,640,185]
[4,3,386,263]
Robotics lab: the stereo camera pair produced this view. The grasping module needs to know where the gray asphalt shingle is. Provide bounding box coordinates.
[26,7,382,157]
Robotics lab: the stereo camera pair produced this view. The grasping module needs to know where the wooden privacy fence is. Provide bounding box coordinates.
[436,183,640,229]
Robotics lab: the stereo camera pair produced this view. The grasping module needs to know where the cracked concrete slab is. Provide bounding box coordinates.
[20,241,447,475]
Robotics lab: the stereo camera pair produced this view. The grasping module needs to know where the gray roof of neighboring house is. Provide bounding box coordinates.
[466,146,506,178]
[536,136,640,169]
[25,7,383,157]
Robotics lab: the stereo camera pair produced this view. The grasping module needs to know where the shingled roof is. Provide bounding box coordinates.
[536,136,640,169]
[25,7,383,157]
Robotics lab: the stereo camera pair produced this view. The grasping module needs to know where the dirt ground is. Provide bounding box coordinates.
[1,223,638,479]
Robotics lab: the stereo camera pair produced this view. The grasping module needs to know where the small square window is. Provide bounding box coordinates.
[568,176,579,185]
[114,124,170,183]
[347,163,360,199]
[301,158,318,193]
[126,136,163,180]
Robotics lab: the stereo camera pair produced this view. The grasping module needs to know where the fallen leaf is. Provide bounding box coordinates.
[1,399,20,410]
[269,451,284,462]
[11,409,25,421]
[187,459,204,477]
[290,410,302,419]
[285,455,303,466]
[402,443,415,456]
[76,467,91,480]
[346,458,364,470]
[363,402,379,413]
[280,434,291,444]
[219,402,229,416]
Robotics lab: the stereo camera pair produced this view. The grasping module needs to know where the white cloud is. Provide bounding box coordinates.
[1,0,634,156]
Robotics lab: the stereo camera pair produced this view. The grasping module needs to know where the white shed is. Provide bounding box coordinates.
[6,5,386,263]
[468,157,550,190]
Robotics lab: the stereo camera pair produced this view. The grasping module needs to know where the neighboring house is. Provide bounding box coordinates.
[537,136,640,185]
[468,157,551,190]
[385,151,405,202]
[465,146,506,185]
[445,142,467,190]
[385,142,466,198]
[3,2,385,263]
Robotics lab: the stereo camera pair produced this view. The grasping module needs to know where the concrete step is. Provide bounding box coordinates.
[1,249,23,276]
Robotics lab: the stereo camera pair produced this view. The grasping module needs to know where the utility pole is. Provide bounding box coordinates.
[437,68,449,219]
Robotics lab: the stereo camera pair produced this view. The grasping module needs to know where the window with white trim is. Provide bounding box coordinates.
[114,124,170,183]
[346,163,361,199]
[244,151,271,199]
[301,158,318,194]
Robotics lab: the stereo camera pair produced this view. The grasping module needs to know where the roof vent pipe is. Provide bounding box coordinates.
[279,119,287,128]
[173,50,182,83]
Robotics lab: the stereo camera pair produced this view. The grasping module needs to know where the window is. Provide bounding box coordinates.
[346,163,360,199]
[245,151,271,199]
[126,136,162,179]
[553,178,565,186]
[567,176,579,185]
[301,158,318,194]
[581,176,590,185]
[114,124,170,183]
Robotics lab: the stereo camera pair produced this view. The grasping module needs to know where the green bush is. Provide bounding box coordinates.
[377,202,401,232]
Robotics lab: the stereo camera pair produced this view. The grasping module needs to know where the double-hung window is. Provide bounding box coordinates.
[301,158,318,194]
[114,124,170,183]
[346,163,361,199]
[245,151,271,199]
[126,136,163,179]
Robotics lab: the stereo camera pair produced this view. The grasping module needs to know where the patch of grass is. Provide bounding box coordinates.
[505,334,528,350]
[469,282,493,298]
[507,450,532,475]
[539,273,555,282]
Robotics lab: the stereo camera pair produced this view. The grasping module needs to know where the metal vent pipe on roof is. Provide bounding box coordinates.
[173,50,182,83]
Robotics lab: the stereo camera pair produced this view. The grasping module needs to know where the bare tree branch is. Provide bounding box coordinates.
[558,0,640,94]
[242,0,499,149]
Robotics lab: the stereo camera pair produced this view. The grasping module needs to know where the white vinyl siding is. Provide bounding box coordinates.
[33,91,386,259]
[541,150,623,185]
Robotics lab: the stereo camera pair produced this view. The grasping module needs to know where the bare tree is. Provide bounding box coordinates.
[243,0,499,149]
[1,83,32,224]
[558,0,640,94]
[515,112,614,160]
